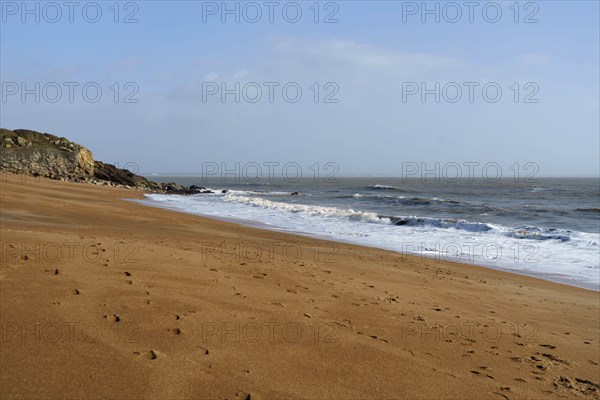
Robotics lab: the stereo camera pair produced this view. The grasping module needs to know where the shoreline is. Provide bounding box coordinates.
[136,193,599,292]
[1,173,599,399]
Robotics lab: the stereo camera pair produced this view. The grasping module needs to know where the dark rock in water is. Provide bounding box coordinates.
[163,183,191,194]
[163,182,185,192]
[291,192,299,196]
[384,216,409,225]
[161,182,214,195]
[222,189,228,194]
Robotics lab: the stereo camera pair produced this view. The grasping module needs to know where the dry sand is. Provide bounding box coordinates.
[1,173,599,399]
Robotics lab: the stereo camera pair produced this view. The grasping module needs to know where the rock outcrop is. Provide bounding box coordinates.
[1,129,94,180]
[0,128,203,194]
[93,161,163,191]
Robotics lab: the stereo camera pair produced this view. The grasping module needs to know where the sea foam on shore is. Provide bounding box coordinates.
[137,178,600,290]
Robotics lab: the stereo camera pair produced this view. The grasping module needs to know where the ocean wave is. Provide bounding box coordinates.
[399,197,461,206]
[367,184,409,192]
[504,226,573,242]
[166,191,592,245]
[224,193,501,234]
[338,193,466,207]
[576,208,600,213]
[224,189,291,196]
[223,193,387,224]
[384,216,494,232]
[232,194,590,243]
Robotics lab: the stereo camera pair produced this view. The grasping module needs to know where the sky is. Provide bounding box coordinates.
[1,0,599,177]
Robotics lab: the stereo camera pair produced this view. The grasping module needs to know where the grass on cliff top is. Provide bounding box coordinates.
[0,128,81,150]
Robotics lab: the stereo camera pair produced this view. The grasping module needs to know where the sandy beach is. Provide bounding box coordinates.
[1,173,598,399]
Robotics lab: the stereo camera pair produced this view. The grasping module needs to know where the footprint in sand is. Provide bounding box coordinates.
[554,376,600,397]
[356,331,388,343]
[369,335,388,343]
[104,314,121,323]
[133,350,159,360]
[198,346,209,355]
[529,355,550,371]
[463,350,475,357]
[536,352,570,365]
[470,370,494,379]
[493,389,511,400]
[329,320,351,329]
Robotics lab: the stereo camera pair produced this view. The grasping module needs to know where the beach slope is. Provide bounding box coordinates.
[1,174,598,399]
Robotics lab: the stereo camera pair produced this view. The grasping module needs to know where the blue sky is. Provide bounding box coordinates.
[1,1,599,176]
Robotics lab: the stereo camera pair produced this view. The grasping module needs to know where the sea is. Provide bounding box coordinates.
[136,177,600,290]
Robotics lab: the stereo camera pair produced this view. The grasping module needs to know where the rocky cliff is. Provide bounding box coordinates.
[1,129,95,180]
[0,128,204,194]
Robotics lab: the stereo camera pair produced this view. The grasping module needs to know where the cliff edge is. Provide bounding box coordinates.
[0,128,203,193]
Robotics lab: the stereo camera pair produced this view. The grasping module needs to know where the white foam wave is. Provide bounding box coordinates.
[368,184,407,191]
[139,193,600,290]
[223,193,387,224]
